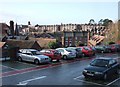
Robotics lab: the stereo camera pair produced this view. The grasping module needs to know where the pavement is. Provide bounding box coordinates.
[1,52,120,86]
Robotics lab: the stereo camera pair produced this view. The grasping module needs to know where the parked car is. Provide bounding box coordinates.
[107,45,117,52]
[40,49,62,62]
[94,45,111,53]
[83,57,120,80]
[78,46,94,56]
[108,44,120,52]
[17,49,51,64]
[67,47,84,58]
[88,46,96,56]
[56,48,76,59]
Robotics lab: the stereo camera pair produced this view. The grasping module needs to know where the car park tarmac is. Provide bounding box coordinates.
[1,53,120,86]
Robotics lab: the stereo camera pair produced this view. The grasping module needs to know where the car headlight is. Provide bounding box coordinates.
[83,70,87,72]
[95,72,103,74]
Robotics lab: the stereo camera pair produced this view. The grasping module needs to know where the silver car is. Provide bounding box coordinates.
[17,49,51,64]
[56,48,76,59]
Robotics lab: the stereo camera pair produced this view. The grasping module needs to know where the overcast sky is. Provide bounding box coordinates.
[0,0,119,25]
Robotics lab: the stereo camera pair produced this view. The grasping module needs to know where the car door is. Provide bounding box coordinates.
[45,50,53,58]
[57,49,64,56]
[108,60,118,74]
[20,50,28,61]
[26,50,34,62]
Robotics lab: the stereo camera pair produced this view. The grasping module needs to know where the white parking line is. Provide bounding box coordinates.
[74,75,104,86]
[74,75,120,86]
[106,77,120,86]
[17,76,47,85]
[74,75,83,80]
[2,65,19,71]
[15,61,39,67]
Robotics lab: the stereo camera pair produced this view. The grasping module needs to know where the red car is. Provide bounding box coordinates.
[78,46,94,56]
[40,49,62,62]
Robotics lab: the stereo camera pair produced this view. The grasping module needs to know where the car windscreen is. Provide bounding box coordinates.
[90,59,109,67]
[31,51,41,55]
[76,48,82,51]
[54,50,61,55]
[65,48,72,52]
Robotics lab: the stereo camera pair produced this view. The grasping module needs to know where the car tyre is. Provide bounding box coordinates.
[34,59,39,65]
[103,73,108,80]
[116,69,120,74]
[18,57,22,62]
[63,55,67,60]
[109,50,111,53]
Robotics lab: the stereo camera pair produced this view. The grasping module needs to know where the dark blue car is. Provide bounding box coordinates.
[83,58,120,80]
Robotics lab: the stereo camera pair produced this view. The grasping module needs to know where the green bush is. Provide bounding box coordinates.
[48,41,60,49]
[109,41,115,45]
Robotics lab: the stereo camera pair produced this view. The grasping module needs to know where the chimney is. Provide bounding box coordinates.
[15,23,19,36]
[28,21,31,25]
[10,20,14,36]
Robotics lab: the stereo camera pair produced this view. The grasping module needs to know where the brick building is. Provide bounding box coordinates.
[62,31,89,47]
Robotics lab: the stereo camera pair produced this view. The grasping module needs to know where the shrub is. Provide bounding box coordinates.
[109,41,115,45]
[48,41,60,49]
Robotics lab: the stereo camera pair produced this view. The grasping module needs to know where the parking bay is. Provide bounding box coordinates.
[74,73,120,86]
[1,61,38,73]
[1,53,120,85]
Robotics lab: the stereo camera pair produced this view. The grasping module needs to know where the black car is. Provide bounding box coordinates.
[112,44,120,52]
[94,45,111,53]
[82,58,120,80]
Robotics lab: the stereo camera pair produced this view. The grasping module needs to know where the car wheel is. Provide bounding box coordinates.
[63,55,67,59]
[103,73,108,80]
[34,59,39,65]
[116,69,120,74]
[109,50,111,53]
[18,57,22,62]
[93,53,95,56]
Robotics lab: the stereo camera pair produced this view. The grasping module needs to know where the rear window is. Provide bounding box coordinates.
[54,50,61,54]
[84,47,91,50]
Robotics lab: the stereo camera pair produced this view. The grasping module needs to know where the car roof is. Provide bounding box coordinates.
[41,49,55,51]
[56,48,66,49]
[96,57,113,61]
[19,49,37,51]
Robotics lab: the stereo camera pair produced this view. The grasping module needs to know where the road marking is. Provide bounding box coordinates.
[74,75,105,86]
[16,61,38,67]
[74,75,83,80]
[2,65,19,71]
[106,76,120,86]
[17,76,46,85]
